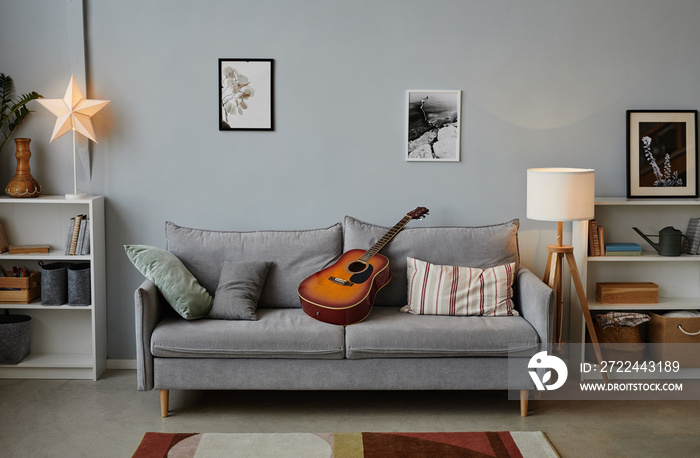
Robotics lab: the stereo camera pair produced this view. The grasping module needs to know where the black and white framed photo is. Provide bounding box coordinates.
[219,59,274,131]
[406,90,461,161]
[627,110,698,198]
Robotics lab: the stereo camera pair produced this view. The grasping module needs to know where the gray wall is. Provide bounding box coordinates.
[2,0,700,359]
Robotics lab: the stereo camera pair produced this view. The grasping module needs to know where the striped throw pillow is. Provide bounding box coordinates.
[402,257,518,316]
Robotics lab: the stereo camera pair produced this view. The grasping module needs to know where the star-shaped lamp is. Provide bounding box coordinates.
[37,75,109,199]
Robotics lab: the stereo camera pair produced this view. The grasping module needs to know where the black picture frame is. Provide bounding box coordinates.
[627,110,698,198]
[219,58,274,131]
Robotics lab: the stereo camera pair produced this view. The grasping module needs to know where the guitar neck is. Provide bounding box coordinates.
[359,215,412,263]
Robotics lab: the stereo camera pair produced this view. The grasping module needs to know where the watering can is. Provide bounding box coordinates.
[632,226,690,256]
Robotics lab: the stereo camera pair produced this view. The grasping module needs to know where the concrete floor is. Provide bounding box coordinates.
[0,370,698,457]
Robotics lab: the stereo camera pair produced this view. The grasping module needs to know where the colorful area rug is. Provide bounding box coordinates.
[132,431,558,457]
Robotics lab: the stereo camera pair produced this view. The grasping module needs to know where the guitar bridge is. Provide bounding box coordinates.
[329,276,353,286]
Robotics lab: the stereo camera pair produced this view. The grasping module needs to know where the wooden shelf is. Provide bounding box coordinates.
[588,297,700,311]
[0,250,91,261]
[582,367,700,381]
[0,196,105,380]
[0,300,93,310]
[595,197,700,206]
[589,253,700,262]
[572,198,700,382]
[0,352,92,368]
[0,195,102,204]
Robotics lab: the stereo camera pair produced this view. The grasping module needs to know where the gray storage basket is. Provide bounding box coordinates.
[0,313,31,364]
[39,261,69,305]
[68,263,91,306]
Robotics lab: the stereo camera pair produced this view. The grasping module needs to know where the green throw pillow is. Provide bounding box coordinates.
[124,244,213,320]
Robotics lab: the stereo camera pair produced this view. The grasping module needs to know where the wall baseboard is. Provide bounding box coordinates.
[107,359,137,370]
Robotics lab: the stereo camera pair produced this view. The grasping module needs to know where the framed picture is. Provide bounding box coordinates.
[627,110,698,198]
[406,90,461,162]
[219,59,274,131]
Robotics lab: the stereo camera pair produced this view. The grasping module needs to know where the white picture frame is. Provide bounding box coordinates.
[406,90,461,162]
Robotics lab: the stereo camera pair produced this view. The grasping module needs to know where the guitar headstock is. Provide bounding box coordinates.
[408,207,429,220]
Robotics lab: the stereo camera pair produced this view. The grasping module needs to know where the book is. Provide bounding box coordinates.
[65,214,87,255]
[605,243,642,252]
[80,222,90,255]
[687,217,700,255]
[65,217,75,254]
[589,220,601,256]
[8,244,50,254]
[69,214,84,255]
[0,222,7,253]
[605,251,642,256]
[75,218,87,255]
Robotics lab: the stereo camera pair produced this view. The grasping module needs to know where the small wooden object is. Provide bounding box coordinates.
[8,244,50,255]
[595,282,658,304]
[0,270,41,303]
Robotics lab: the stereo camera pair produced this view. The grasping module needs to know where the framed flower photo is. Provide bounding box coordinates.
[406,90,461,162]
[627,110,698,198]
[219,59,274,131]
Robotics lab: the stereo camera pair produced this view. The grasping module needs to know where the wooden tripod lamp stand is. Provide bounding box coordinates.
[527,168,607,380]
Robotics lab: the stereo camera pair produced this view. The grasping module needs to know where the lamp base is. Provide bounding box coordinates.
[543,243,609,383]
[65,192,87,200]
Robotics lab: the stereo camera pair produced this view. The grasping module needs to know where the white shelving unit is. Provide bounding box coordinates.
[571,197,700,379]
[0,195,105,380]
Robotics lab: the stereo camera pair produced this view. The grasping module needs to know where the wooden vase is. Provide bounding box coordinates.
[6,138,42,198]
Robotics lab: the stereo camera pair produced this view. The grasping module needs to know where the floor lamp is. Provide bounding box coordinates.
[527,168,608,383]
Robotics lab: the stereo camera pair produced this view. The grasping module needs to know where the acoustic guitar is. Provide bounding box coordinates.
[298,207,429,325]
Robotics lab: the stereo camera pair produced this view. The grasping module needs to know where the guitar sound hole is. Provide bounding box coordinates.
[347,261,367,273]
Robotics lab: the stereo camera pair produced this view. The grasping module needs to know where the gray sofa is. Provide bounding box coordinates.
[134,217,553,417]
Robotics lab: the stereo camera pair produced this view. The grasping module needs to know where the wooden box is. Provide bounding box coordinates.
[0,271,41,304]
[648,312,700,367]
[595,282,658,304]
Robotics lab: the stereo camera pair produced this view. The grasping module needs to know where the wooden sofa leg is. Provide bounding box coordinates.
[160,390,169,418]
[520,390,529,417]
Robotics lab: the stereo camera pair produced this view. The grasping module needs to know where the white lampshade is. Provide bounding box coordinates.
[527,168,595,221]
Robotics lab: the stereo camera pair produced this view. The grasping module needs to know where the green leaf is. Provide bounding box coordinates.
[0,74,43,153]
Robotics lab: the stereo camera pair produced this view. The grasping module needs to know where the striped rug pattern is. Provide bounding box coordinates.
[132,431,558,457]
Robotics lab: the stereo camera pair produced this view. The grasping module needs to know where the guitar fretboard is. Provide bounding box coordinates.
[359,215,412,263]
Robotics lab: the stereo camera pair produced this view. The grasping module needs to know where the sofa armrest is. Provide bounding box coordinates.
[134,279,168,391]
[515,267,554,348]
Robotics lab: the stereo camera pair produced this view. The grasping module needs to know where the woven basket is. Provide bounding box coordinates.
[593,320,646,362]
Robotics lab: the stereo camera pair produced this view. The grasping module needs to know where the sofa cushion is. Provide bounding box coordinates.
[345,307,538,359]
[165,221,343,308]
[151,308,345,359]
[343,216,520,307]
[208,261,272,320]
[124,244,213,320]
[402,258,518,316]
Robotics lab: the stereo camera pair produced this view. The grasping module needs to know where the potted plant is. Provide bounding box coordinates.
[1,73,42,153]
[1,73,43,197]
[0,74,42,362]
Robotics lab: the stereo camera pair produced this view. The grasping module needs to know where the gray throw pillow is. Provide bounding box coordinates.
[208,261,272,320]
[124,244,213,320]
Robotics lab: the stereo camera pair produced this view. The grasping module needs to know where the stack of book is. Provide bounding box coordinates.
[604,242,642,256]
[64,214,90,255]
[686,217,700,255]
